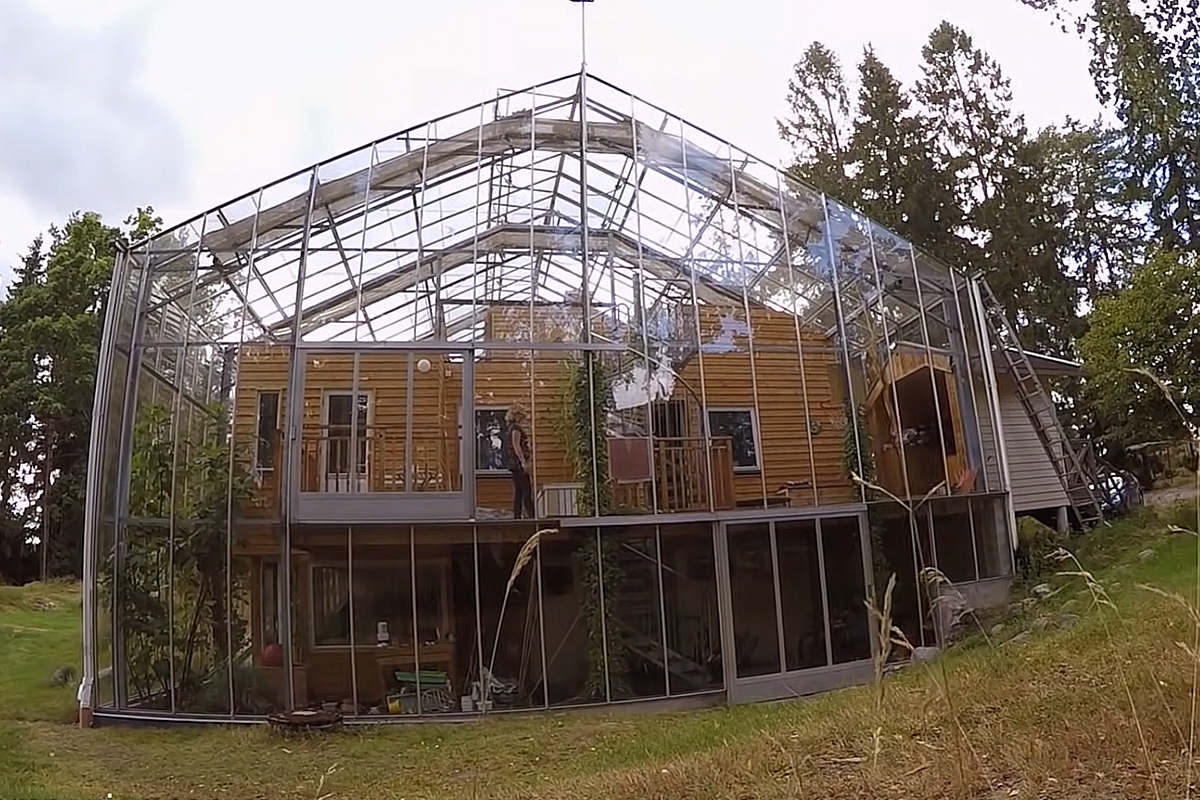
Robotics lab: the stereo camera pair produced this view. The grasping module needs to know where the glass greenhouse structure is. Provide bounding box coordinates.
[79,72,1100,723]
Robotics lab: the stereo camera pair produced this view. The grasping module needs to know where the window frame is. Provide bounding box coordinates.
[474,405,511,475]
[308,560,451,650]
[254,390,281,474]
[321,389,373,478]
[706,407,762,473]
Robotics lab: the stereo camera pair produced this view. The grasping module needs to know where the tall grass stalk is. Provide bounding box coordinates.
[482,528,553,714]
[1054,547,1161,800]
[1126,367,1200,798]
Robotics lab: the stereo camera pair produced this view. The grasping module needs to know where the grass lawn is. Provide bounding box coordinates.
[3,501,1200,800]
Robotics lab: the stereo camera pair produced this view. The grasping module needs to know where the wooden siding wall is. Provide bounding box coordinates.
[990,374,1069,513]
[230,303,859,514]
[674,305,855,505]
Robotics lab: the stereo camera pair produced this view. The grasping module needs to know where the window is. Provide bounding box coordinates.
[707,408,759,471]
[261,562,279,645]
[255,391,280,471]
[311,563,447,647]
[475,407,509,472]
[324,392,369,475]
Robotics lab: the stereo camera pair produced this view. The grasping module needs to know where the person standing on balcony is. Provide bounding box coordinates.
[506,405,536,519]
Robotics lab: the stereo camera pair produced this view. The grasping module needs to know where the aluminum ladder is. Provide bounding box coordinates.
[977,279,1103,527]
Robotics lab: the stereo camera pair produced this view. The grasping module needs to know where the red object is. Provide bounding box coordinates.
[262,643,283,667]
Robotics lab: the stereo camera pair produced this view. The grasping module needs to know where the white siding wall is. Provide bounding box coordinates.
[976,374,1069,513]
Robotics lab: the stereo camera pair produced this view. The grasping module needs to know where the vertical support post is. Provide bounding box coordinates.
[223,187,265,716]
[768,522,785,673]
[773,174,820,506]
[819,195,865,501]
[654,524,670,695]
[281,168,322,710]
[726,153,769,507]
[815,519,834,667]
[628,98,660,513]
[970,279,1018,551]
[677,119,716,511]
[164,212,209,714]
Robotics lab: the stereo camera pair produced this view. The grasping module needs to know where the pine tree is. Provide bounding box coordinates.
[777,42,854,198]
[1022,0,1200,250]
[846,47,964,261]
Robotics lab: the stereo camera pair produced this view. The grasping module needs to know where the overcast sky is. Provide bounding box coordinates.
[0,0,1102,284]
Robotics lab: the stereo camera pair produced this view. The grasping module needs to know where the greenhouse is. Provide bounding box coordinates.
[79,71,1100,723]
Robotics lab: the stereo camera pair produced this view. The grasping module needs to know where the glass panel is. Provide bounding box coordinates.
[606,526,667,700]
[821,517,872,664]
[726,523,780,678]
[660,523,722,693]
[475,408,509,472]
[325,393,369,478]
[774,520,828,670]
[971,497,1009,579]
[476,524,547,710]
[411,534,467,716]
[255,391,280,472]
[930,499,976,583]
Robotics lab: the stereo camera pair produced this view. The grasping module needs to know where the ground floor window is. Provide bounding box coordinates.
[724,516,872,681]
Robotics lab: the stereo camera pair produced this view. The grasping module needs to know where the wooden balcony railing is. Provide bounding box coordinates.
[298,424,460,494]
[613,436,736,513]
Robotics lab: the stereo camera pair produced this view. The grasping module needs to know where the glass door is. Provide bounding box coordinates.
[720,514,875,703]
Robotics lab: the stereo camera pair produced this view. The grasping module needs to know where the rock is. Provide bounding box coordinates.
[1032,583,1053,598]
[1032,616,1051,632]
[1139,548,1156,562]
[990,623,1005,637]
[912,646,940,663]
[1020,597,1039,611]
[1009,631,1032,645]
[1058,613,1080,629]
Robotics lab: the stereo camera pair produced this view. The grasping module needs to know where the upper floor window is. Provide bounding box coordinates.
[475,407,509,472]
[707,408,759,472]
[255,391,280,472]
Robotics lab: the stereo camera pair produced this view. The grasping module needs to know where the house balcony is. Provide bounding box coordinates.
[238,430,742,522]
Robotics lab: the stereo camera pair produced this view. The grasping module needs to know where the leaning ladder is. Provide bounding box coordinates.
[976,279,1103,527]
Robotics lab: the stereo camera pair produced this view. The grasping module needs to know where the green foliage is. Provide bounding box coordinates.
[572,534,630,701]
[99,401,258,710]
[557,353,616,516]
[1015,516,1063,582]
[777,42,853,199]
[1023,0,1200,250]
[1078,249,1200,448]
[842,403,875,495]
[0,208,162,584]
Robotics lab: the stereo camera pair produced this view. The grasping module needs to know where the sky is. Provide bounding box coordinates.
[0,0,1103,285]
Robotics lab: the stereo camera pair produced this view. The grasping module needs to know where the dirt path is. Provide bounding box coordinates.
[1145,481,1199,507]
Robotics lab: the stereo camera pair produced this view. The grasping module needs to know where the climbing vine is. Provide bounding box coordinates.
[557,353,616,516]
[556,352,629,699]
[572,534,630,700]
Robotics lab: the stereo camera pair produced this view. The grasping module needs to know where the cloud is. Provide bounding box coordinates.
[0,0,186,220]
